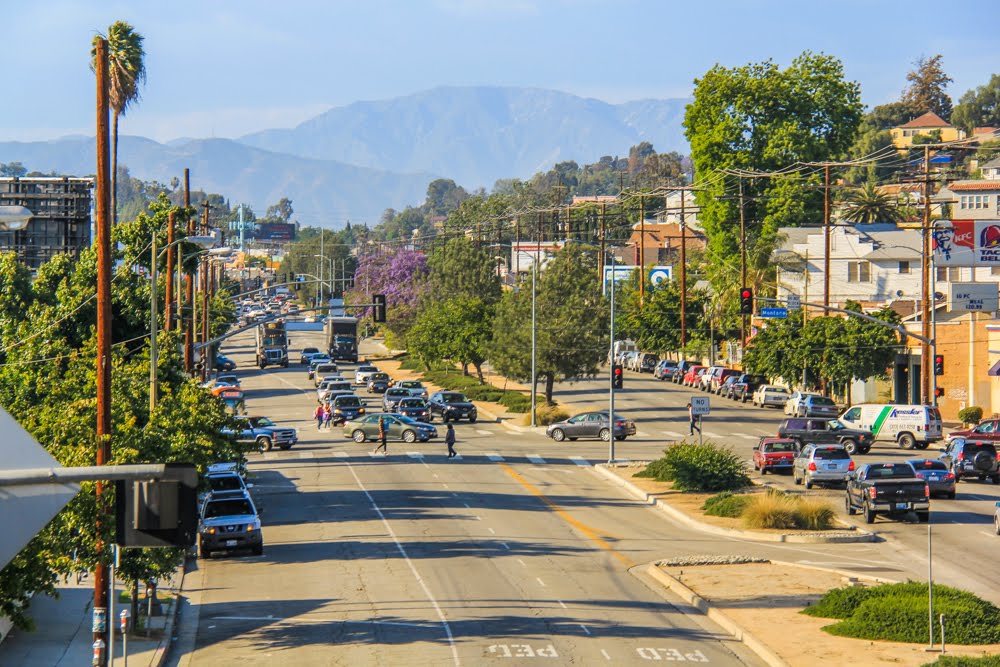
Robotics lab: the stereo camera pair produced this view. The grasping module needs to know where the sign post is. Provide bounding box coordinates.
[690,396,710,444]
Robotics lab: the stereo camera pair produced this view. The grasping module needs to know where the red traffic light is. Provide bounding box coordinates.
[740,289,752,298]
[614,367,622,376]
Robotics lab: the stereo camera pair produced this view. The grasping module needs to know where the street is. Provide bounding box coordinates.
[168,328,1000,665]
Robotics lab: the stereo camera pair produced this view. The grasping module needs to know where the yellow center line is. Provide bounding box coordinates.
[498,462,635,568]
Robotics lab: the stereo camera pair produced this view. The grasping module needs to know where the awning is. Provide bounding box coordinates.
[988,360,1000,376]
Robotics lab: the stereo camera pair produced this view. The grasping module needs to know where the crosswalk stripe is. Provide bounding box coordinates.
[450,453,463,460]
[662,430,685,437]
[263,452,277,460]
[527,455,546,464]
[736,433,757,440]
[486,453,504,461]
[570,456,590,467]
[298,452,314,459]
[407,452,424,459]
[333,451,349,458]
[475,429,493,436]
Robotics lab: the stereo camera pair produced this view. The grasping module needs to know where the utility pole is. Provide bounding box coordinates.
[823,164,831,310]
[921,144,932,405]
[680,189,687,349]
[639,195,645,307]
[164,210,175,331]
[739,178,748,351]
[183,170,194,374]
[599,204,606,278]
[93,37,112,666]
[200,203,211,381]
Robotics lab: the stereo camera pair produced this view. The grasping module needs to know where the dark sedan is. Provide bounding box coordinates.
[428,391,478,423]
[213,354,236,372]
[545,411,636,442]
[367,373,391,394]
[907,459,956,499]
[397,397,433,422]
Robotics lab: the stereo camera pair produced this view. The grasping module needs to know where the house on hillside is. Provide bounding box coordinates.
[614,221,707,268]
[891,111,966,150]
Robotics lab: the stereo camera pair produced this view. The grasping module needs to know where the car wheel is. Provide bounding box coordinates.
[352,430,367,443]
[257,437,273,452]
[993,474,1000,485]
[898,433,916,450]
[917,511,930,523]
[402,430,417,443]
[550,429,566,442]
[996,515,1000,536]
[845,495,856,515]
[863,502,876,524]
[946,490,956,499]
[469,414,477,423]
[793,471,802,485]
[252,544,263,556]
[841,439,858,455]
[599,428,611,442]
[804,478,813,490]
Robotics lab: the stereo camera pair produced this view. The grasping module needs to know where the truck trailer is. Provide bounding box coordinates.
[256,320,289,368]
[324,316,359,363]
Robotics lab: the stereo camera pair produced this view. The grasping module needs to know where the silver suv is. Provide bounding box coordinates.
[793,443,854,489]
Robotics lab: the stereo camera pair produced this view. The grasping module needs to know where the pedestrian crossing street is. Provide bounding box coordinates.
[259,449,628,467]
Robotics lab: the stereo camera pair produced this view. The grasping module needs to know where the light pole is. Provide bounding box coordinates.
[530,256,537,427]
[608,254,616,464]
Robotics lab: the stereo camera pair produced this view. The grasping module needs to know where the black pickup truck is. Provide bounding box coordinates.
[845,462,930,524]
[777,418,874,455]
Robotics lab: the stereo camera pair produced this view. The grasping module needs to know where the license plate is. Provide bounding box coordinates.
[929,475,940,481]
[225,540,238,547]
[895,503,908,510]
[825,464,837,469]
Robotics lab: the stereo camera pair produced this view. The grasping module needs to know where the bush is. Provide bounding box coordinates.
[635,441,751,492]
[792,497,837,530]
[806,582,1000,645]
[702,492,752,518]
[958,406,983,425]
[499,392,533,413]
[521,405,569,426]
[740,492,797,529]
[923,657,1000,667]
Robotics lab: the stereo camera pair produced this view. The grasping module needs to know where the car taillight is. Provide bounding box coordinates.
[868,487,877,500]
[807,462,816,471]
[925,484,930,498]
[957,452,964,461]
[945,473,955,479]
[848,461,855,471]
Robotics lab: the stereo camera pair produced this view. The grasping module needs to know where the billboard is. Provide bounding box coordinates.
[254,223,296,241]
[933,220,1000,266]
[949,282,1000,312]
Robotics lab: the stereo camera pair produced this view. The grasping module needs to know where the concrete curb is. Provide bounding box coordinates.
[150,563,186,667]
[592,464,878,544]
[645,564,790,667]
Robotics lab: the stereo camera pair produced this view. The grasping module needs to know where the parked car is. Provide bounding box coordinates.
[711,368,740,394]
[342,413,438,443]
[946,418,1000,444]
[778,417,873,455]
[215,374,240,388]
[729,374,765,402]
[545,411,637,442]
[355,365,379,385]
[396,397,433,422]
[792,395,840,419]
[428,391,478,422]
[213,353,237,372]
[753,384,790,409]
[784,391,824,416]
[329,394,365,425]
[906,459,956,498]
[366,373,392,394]
[939,439,1000,483]
[752,437,798,475]
[198,490,262,558]
[382,387,412,412]
[682,365,705,387]
[845,462,929,523]
[840,404,942,449]
[222,416,298,452]
[700,366,725,392]
[637,353,659,373]
[299,347,321,365]
[673,360,696,384]
[203,468,249,496]
[793,443,855,489]
[653,359,680,381]
[716,375,739,397]
[395,380,429,400]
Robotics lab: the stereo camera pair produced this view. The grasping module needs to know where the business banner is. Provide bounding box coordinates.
[933,219,1000,266]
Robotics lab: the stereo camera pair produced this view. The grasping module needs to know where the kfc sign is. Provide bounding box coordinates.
[934,220,1000,266]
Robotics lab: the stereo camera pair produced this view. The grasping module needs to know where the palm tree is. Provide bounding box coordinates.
[91,21,146,224]
[840,181,903,224]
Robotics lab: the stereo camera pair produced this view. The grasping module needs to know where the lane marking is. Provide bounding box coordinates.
[517,559,527,567]
[980,531,997,538]
[450,453,463,460]
[557,600,567,609]
[474,515,482,521]
[442,484,450,489]
[263,452,277,460]
[463,503,471,508]
[536,577,546,587]
[298,452,314,459]
[497,462,634,568]
[570,456,590,467]
[408,452,424,459]
[579,624,591,636]
[737,433,757,440]
[475,429,493,436]
[661,430,684,437]
[211,615,275,621]
[601,649,611,660]
[345,462,459,665]
[501,542,510,550]
[487,453,504,461]
[488,527,496,534]
[333,451,349,458]
[528,455,546,464]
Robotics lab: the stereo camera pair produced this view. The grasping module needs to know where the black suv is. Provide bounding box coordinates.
[428,391,478,423]
[939,439,1000,483]
[728,373,765,402]
[777,418,873,455]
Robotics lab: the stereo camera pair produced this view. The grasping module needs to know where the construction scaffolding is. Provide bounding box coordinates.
[0,177,93,269]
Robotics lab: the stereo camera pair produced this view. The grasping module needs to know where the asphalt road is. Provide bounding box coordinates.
[167,329,1000,665]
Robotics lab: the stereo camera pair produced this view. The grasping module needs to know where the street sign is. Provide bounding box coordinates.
[760,307,788,319]
[786,294,801,310]
[0,407,79,569]
[690,396,710,416]
[949,282,999,312]
[648,266,672,285]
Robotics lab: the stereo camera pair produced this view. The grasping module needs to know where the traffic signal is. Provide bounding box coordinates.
[255,276,262,289]
[934,354,944,376]
[612,364,623,389]
[372,294,387,323]
[935,387,945,398]
[739,287,753,315]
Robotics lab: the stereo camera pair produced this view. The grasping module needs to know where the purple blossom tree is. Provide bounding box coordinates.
[347,248,429,344]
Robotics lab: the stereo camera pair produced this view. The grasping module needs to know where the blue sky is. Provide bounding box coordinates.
[1,0,997,143]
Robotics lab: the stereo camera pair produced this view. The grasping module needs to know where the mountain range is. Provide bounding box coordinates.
[1,86,690,226]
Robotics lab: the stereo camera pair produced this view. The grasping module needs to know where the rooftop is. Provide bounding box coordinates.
[899,111,952,129]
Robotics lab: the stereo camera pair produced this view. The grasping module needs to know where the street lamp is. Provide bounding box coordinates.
[150,234,220,414]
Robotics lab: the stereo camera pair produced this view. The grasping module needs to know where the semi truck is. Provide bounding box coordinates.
[324,316,359,363]
[256,321,289,368]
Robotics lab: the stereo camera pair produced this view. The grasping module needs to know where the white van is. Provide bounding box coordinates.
[838,404,943,450]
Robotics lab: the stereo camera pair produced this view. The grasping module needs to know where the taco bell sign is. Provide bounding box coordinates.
[934,220,1000,266]
[949,282,999,312]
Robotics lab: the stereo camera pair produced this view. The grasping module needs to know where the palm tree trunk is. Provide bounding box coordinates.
[111,112,119,225]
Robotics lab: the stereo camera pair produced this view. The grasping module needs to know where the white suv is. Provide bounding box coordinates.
[355,365,378,385]
[784,391,823,416]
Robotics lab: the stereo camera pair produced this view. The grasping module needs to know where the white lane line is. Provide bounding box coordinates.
[486,453,504,461]
[736,433,757,440]
[579,624,591,635]
[662,430,685,437]
[345,462,459,665]
[211,615,274,621]
[475,429,493,436]
[407,452,424,459]
[570,456,590,467]
[298,452,314,459]
[462,503,471,508]
[601,649,611,660]
[536,577,546,587]
[500,542,510,550]
[557,600,567,609]
[517,558,527,567]
[488,527,495,534]
[442,483,450,489]
[333,451,349,458]
[263,452,277,460]
[980,531,996,538]
[703,432,725,439]
[474,515,482,521]
[528,455,546,464]
[433,474,439,479]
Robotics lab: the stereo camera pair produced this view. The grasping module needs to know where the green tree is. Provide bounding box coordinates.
[265,197,294,223]
[840,181,904,223]
[0,161,27,177]
[951,73,1000,133]
[615,270,710,354]
[490,244,609,404]
[91,21,147,225]
[902,54,953,120]
[424,237,501,305]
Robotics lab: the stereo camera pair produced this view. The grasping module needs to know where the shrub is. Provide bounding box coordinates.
[702,492,752,518]
[521,405,569,426]
[958,406,983,426]
[792,498,837,530]
[923,657,1000,667]
[635,441,751,492]
[499,392,533,413]
[741,492,797,529]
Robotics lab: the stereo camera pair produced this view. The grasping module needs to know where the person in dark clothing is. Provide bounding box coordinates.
[373,416,388,456]
[687,402,701,436]
[445,423,457,458]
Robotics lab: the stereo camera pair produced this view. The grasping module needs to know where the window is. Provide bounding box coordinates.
[937,266,961,282]
[898,261,911,274]
[847,261,871,282]
[959,194,991,210]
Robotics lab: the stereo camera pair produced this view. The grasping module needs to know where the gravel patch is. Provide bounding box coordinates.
[656,555,770,567]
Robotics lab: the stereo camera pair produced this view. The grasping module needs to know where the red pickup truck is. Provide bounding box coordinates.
[752,437,798,475]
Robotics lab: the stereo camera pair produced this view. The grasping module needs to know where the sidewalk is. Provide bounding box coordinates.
[0,567,183,667]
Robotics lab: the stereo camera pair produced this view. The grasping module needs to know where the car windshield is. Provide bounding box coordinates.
[336,397,361,407]
[766,442,796,452]
[400,399,425,408]
[441,393,467,402]
[387,389,409,397]
[208,476,243,491]
[766,388,788,395]
[813,448,850,460]
[334,336,354,344]
[303,348,318,354]
[866,464,916,478]
[909,460,947,471]
[401,381,421,388]
[358,366,376,372]
[203,499,253,518]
